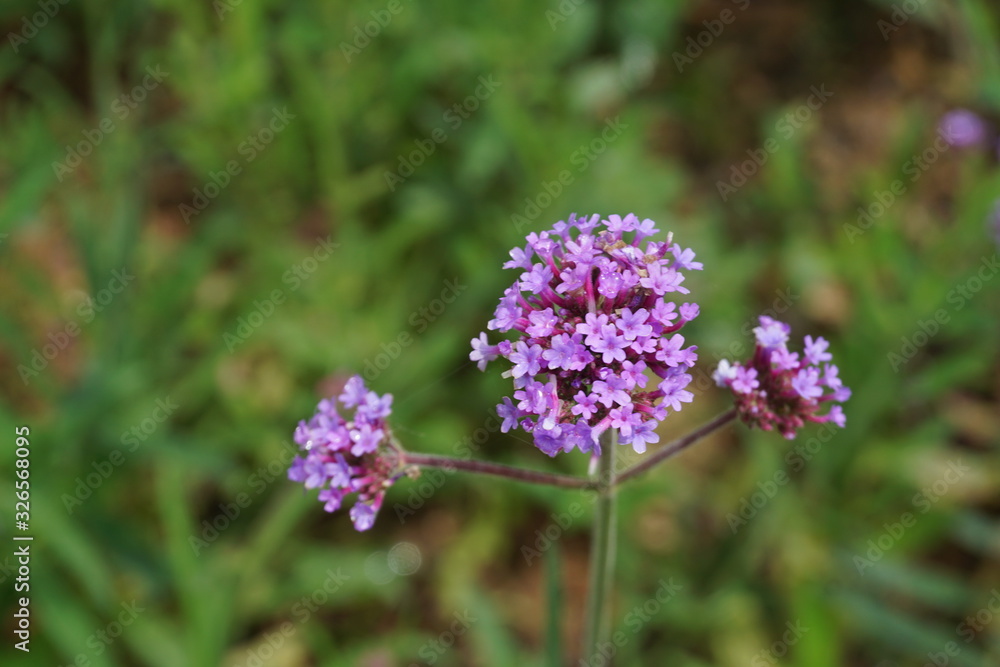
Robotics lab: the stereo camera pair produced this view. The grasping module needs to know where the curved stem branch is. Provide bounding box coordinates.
[399,408,737,492]
[401,452,596,490]
[614,408,737,486]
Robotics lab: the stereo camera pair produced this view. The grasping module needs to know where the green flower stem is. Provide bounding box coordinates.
[401,409,736,492]
[401,412,739,659]
[581,428,618,660]
[400,452,596,489]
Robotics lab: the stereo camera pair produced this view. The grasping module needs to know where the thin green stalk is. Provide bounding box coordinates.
[582,428,618,660]
[398,410,736,492]
[401,451,595,489]
[544,538,563,666]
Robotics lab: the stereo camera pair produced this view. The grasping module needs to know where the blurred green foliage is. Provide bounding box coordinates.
[1,0,999,665]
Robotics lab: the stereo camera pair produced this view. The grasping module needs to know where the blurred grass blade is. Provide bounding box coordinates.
[464,586,515,667]
[545,539,563,667]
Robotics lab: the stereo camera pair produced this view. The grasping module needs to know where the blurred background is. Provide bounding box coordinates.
[1,0,999,665]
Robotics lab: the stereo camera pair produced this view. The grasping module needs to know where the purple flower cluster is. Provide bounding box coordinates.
[713,316,851,439]
[288,376,399,530]
[939,109,990,149]
[471,214,702,456]
[936,110,1000,246]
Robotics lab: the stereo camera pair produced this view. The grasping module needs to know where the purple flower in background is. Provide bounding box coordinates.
[939,109,989,148]
[470,214,703,456]
[288,375,401,530]
[713,316,850,439]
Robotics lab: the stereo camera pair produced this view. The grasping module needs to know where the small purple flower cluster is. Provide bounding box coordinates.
[288,376,399,530]
[471,214,702,456]
[937,109,1000,247]
[939,109,991,150]
[713,316,851,439]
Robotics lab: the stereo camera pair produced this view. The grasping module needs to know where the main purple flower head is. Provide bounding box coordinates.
[288,376,400,530]
[713,316,850,439]
[471,213,702,456]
